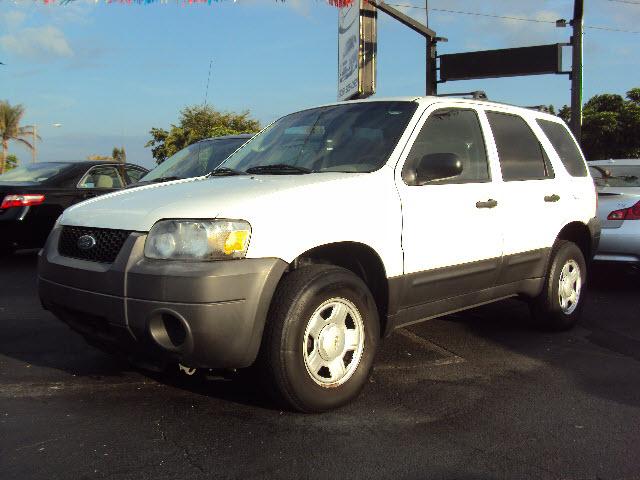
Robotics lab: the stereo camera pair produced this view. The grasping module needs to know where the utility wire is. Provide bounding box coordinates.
[385,3,640,34]
[605,0,640,5]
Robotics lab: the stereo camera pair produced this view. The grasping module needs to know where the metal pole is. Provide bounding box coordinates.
[367,0,442,95]
[570,0,584,142]
[425,0,429,95]
[424,0,438,96]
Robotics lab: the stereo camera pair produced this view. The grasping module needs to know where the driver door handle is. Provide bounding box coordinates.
[544,194,561,203]
[476,199,498,209]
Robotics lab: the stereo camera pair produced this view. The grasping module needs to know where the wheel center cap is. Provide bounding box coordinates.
[318,323,345,361]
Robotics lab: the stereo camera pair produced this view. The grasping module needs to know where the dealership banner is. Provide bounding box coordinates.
[337,0,376,101]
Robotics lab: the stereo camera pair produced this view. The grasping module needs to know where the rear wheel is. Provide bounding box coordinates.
[530,240,586,331]
[258,265,379,412]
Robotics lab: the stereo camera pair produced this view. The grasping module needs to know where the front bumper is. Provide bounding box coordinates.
[38,226,288,369]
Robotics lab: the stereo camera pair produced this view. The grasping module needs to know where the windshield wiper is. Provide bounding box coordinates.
[245,164,313,175]
[150,176,182,183]
[207,167,246,177]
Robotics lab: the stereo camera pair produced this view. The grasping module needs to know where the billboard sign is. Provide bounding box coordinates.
[439,44,564,82]
[338,0,376,101]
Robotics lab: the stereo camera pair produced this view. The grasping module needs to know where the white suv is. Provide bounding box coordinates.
[38,97,600,412]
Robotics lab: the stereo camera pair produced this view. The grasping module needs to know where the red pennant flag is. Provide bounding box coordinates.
[327,0,355,7]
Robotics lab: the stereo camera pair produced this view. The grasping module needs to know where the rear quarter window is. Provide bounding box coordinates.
[537,119,587,177]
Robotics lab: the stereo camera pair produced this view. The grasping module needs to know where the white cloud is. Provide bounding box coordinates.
[0,26,74,60]
[1,11,27,29]
[500,9,564,46]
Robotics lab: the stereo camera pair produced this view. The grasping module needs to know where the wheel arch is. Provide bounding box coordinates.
[290,241,390,336]
[556,221,593,261]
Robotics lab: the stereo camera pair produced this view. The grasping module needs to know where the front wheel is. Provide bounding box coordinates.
[258,265,379,412]
[530,240,587,331]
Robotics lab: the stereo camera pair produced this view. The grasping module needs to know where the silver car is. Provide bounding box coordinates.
[589,159,640,263]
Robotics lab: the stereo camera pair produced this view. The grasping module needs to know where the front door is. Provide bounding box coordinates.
[395,105,503,308]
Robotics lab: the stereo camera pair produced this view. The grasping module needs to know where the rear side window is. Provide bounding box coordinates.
[124,166,147,184]
[537,119,587,177]
[487,112,551,181]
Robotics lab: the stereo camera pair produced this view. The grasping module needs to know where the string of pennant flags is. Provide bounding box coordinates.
[40,0,355,6]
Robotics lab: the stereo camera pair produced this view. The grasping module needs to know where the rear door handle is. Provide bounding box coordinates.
[476,199,498,209]
[544,194,561,203]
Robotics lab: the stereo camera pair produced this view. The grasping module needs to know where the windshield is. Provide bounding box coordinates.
[0,163,71,183]
[140,137,249,182]
[219,101,418,174]
[590,164,640,188]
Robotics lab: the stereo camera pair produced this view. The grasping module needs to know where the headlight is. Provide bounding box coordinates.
[144,219,251,260]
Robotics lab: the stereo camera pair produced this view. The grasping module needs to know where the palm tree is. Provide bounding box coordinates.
[0,101,37,175]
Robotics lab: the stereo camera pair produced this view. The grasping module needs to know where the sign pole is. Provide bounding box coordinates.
[570,0,584,143]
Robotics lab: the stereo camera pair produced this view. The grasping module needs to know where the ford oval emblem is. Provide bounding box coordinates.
[77,234,97,251]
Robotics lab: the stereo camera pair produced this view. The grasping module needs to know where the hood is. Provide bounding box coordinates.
[60,173,370,231]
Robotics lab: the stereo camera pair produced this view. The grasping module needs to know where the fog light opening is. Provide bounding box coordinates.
[148,310,189,352]
[162,313,186,347]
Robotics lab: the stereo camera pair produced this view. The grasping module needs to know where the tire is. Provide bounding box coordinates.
[258,265,380,413]
[530,240,587,331]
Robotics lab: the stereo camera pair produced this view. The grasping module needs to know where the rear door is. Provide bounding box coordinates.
[484,109,561,284]
[395,103,503,307]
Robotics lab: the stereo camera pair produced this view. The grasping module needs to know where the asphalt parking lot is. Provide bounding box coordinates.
[1,251,639,480]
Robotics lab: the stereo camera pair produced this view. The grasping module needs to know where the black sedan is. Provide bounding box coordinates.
[0,161,148,254]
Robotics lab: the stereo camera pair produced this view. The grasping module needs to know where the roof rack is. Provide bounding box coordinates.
[524,105,552,113]
[438,91,488,100]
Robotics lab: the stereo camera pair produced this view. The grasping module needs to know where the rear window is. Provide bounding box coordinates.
[0,163,70,183]
[537,119,587,177]
[589,164,640,188]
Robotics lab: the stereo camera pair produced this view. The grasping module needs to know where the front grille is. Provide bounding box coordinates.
[58,226,131,263]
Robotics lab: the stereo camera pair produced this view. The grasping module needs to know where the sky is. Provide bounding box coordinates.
[1,0,639,168]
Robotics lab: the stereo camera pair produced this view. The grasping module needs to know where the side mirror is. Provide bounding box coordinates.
[414,152,463,185]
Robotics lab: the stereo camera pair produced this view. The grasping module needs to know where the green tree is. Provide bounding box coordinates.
[146,104,261,164]
[5,154,18,171]
[0,101,37,175]
[87,154,112,161]
[558,88,640,160]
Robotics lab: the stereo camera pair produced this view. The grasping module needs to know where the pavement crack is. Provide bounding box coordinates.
[15,436,64,452]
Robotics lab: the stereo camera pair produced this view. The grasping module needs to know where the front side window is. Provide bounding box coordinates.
[219,102,418,174]
[487,112,551,181]
[78,166,125,189]
[402,108,490,184]
[537,119,587,177]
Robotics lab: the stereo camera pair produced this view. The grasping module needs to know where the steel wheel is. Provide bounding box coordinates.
[302,297,365,388]
[558,259,582,314]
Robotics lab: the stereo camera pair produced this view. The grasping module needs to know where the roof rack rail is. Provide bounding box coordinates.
[524,105,552,113]
[438,91,488,100]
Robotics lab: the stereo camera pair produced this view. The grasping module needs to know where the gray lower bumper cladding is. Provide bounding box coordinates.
[38,226,288,369]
